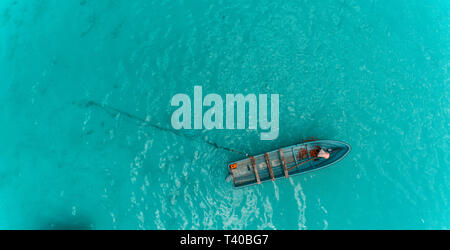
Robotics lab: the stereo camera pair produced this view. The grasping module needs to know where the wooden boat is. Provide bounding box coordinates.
[227,140,351,188]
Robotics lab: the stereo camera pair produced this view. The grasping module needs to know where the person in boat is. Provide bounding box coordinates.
[310,147,330,159]
[317,148,330,159]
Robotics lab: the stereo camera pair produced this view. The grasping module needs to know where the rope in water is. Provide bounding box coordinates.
[82,100,250,157]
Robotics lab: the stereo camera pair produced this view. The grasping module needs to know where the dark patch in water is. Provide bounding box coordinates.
[39,215,93,230]
[1,8,11,26]
[111,21,125,39]
[1,1,19,27]
[80,14,97,38]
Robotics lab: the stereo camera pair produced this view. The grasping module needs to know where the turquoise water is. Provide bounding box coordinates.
[0,0,448,230]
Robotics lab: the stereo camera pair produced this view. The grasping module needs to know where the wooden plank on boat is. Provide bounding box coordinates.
[264,153,275,181]
[250,156,261,184]
[278,149,289,178]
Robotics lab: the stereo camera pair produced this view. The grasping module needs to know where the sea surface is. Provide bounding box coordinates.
[0,0,448,229]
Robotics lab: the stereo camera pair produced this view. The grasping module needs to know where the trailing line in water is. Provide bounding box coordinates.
[82,100,249,156]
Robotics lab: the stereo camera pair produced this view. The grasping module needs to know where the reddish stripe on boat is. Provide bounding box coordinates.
[264,153,275,181]
[279,149,289,178]
[250,156,261,184]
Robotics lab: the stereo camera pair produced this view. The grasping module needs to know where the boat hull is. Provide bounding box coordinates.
[227,140,351,188]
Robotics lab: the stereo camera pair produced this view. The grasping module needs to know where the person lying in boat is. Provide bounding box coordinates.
[310,147,330,159]
[318,148,330,159]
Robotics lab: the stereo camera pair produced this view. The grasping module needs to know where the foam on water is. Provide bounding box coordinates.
[0,0,448,229]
